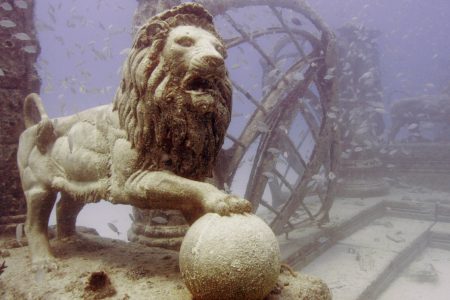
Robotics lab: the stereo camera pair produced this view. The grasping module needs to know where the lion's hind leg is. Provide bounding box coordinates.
[24,184,58,271]
[56,192,84,239]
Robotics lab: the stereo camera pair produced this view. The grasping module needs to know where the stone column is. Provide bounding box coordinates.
[0,0,41,235]
[336,24,389,197]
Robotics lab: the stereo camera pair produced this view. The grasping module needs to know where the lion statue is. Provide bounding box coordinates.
[17,3,251,270]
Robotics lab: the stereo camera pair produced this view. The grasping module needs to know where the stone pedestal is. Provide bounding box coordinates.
[0,0,40,235]
[127,208,188,250]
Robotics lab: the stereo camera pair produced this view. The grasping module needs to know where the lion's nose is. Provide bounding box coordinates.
[202,55,224,69]
[192,54,224,70]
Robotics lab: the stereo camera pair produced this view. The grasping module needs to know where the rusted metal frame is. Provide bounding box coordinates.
[314,78,329,121]
[197,0,335,38]
[281,128,310,180]
[264,37,323,140]
[283,55,322,141]
[260,198,283,216]
[268,179,285,207]
[260,38,320,180]
[270,48,338,233]
[270,27,321,53]
[282,194,327,230]
[199,0,336,67]
[223,12,278,70]
[248,59,334,233]
[246,59,313,190]
[231,80,267,114]
[270,119,331,234]
[268,5,308,60]
[302,89,323,125]
[275,47,323,129]
[284,208,323,231]
[244,107,283,205]
[246,108,306,209]
[225,13,313,94]
[317,129,341,224]
[244,90,314,217]
[308,51,340,219]
[259,199,295,229]
[271,168,294,192]
[224,54,317,184]
[235,47,317,129]
[244,77,305,208]
[278,131,307,172]
[225,133,246,148]
[296,98,320,140]
[270,81,337,232]
[226,27,321,50]
[316,119,340,222]
[271,167,314,220]
[270,35,303,62]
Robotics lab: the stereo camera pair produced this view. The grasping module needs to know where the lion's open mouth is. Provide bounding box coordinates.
[184,76,216,95]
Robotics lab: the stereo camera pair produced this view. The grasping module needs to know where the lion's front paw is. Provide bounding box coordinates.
[184,193,252,224]
[204,193,252,216]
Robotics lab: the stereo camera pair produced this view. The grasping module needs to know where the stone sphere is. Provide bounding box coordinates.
[179,213,280,300]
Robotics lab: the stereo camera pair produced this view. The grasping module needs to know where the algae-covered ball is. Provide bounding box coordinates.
[179,213,280,300]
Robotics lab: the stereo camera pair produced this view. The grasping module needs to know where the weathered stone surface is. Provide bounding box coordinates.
[179,213,280,300]
[127,208,188,250]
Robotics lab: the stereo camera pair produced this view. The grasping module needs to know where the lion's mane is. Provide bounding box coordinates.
[113,3,232,180]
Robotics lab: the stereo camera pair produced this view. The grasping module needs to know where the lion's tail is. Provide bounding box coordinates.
[23,93,56,153]
[24,93,49,128]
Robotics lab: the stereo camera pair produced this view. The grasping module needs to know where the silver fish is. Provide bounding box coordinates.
[107,222,120,235]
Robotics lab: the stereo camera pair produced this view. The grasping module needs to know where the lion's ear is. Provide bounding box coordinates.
[136,20,169,49]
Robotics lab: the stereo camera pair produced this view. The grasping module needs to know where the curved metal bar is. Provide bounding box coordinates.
[225,27,321,50]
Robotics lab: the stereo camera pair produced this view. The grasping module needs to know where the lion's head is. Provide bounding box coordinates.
[113,3,232,180]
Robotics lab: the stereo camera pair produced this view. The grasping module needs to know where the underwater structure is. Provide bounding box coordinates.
[4,0,450,299]
[0,0,40,236]
[385,91,450,192]
[334,24,389,198]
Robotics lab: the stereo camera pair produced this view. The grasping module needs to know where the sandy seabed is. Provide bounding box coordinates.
[0,232,330,300]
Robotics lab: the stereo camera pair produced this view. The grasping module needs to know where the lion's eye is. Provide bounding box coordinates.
[176,37,195,47]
